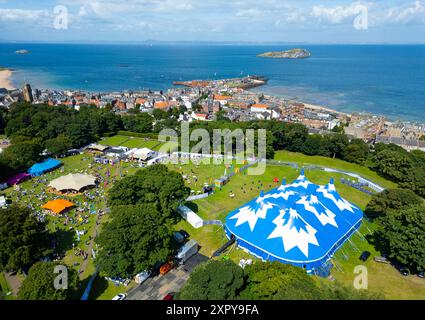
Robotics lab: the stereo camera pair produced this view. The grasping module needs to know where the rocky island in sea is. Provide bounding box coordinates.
[257,48,311,59]
[15,49,30,54]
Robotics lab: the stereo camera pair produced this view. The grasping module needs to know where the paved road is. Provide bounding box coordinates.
[127,253,208,300]
[4,272,22,296]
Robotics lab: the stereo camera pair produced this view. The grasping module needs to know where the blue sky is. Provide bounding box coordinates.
[0,0,424,43]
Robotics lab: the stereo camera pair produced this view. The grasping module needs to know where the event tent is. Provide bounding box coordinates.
[7,173,31,185]
[49,173,97,192]
[28,158,62,177]
[42,199,75,215]
[225,170,363,274]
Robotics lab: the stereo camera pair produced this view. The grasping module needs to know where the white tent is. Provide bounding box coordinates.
[177,205,203,229]
[49,173,97,192]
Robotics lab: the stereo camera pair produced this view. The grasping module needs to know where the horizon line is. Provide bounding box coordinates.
[1,40,425,46]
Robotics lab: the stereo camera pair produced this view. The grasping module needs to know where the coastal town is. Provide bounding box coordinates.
[1,74,424,152]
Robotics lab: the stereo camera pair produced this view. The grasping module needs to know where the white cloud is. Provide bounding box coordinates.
[383,0,425,24]
[236,8,264,18]
[310,2,370,25]
[0,8,50,23]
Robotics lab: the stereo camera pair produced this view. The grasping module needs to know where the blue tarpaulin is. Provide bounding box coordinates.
[28,158,62,177]
[225,170,363,274]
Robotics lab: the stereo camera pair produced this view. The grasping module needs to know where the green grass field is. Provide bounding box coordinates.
[99,135,166,150]
[4,135,423,300]
[274,151,397,189]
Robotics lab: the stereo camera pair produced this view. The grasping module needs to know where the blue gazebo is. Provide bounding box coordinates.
[28,158,62,177]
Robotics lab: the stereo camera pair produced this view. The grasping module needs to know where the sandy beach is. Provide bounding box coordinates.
[0,68,15,90]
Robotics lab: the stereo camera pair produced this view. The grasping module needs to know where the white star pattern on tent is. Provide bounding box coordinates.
[264,190,296,201]
[229,195,276,231]
[267,208,319,257]
[288,171,315,190]
[316,185,356,213]
[296,195,338,227]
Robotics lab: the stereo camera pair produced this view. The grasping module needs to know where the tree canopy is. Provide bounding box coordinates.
[177,260,245,300]
[377,204,425,272]
[18,261,79,300]
[0,206,51,272]
[95,204,174,278]
[177,260,382,300]
[108,164,190,218]
[365,189,423,219]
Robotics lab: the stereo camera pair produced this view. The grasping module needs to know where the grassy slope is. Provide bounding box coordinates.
[274,151,397,189]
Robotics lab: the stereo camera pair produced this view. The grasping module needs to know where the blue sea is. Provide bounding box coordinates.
[1,43,424,121]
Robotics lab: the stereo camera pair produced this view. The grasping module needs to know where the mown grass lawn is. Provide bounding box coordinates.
[274,150,397,189]
[99,135,166,151]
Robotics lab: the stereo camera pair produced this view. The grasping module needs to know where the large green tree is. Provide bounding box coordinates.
[377,204,425,272]
[122,112,153,133]
[108,164,190,218]
[343,139,370,165]
[365,189,423,219]
[0,206,51,272]
[177,260,245,300]
[18,261,79,300]
[0,139,43,172]
[95,204,174,278]
[240,262,322,300]
[44,135,72,157]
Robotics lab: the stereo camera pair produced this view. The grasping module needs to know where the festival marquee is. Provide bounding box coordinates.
[225,170,363,273]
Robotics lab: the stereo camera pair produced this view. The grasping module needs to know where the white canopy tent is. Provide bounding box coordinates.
[49,173,97,192]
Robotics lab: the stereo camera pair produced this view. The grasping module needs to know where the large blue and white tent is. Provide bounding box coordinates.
[225,170,363,273]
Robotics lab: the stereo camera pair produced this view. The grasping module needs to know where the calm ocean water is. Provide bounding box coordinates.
[1,43,424,121]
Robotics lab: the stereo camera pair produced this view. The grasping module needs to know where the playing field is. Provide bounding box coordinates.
[99,135,171,151]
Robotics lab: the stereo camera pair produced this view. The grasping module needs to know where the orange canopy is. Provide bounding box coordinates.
[42,199,75,215]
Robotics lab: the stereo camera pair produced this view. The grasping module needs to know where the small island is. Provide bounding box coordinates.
[257,48,311,59]
[15,49,30,55]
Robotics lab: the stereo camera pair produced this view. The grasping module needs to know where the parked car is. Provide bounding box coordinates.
[112,293,127,300]
[417,271,424,279]
[179,230,190,240]
[374,256,389,264]
[160,261,174,275]
[173,231,185,244]
[359,251,371,262]
[163,292,176,301]
[135,270,152,284]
